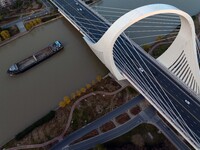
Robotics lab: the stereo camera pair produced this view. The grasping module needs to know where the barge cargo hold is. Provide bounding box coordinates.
[7,41,64,75]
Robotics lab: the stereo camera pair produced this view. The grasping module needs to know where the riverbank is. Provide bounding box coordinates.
[0,17,108,147]
[0,14,62,48]
[2,74,133,149]
[143,11,200,58]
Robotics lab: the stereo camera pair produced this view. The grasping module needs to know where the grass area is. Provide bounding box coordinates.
[152,44,171,59]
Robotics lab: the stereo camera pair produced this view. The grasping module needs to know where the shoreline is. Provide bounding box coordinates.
[2,73,112,149]
[0,15,63,48]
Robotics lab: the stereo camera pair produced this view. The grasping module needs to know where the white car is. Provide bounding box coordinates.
[185,99,190,105]
[138,67,144,72]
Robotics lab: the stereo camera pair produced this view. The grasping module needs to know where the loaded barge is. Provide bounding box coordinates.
[7,41,64,75]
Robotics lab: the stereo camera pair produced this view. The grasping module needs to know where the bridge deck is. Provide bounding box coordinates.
[51,0,200,148]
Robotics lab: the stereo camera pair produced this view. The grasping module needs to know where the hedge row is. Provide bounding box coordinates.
[15,111,56,141]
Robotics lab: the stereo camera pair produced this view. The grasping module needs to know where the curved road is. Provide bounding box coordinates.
[51,95,144,150]
[7,86,127,150]
[61,106,190,150]
[51,0,200,148]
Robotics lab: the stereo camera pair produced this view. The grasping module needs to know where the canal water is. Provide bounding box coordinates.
[93,0,200,45]
[94,0,200,16]
[1,0,200,146]
[0,18,108,145]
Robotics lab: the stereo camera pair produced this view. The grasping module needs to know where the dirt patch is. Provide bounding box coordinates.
[72,129,99,144]
[100,121,116,132]
[131,134,144,147]
[130,105,141,116]
[115,113,130,124]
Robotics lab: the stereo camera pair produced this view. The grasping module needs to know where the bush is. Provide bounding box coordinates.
[0,30,10,40]
[15,111,55,141]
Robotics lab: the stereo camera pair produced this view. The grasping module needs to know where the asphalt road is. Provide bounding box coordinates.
[64,106,190,150]
[51,0,200,148]
[51,95,144,150]
[154,118,190,150]
[143,106,190,150]
[68,115,144,150]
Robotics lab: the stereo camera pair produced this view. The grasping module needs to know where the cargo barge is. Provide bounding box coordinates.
[7,41,64,76]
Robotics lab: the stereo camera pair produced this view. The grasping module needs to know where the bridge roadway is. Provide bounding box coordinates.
[50,0,200,148]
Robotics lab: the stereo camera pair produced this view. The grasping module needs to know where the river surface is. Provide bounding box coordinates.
[93,0,200,45]
[0,18,108,145]
[1,0,200,146]
[94,0,200,16]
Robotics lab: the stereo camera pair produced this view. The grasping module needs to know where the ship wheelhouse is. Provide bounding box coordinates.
[8,64,18,72]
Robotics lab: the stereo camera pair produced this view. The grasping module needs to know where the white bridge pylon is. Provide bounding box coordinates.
[84,4,200,95]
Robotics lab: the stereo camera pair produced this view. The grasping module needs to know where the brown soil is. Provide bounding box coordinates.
[115,113,131,124]
[72,129,99,144]
[100,121,116,132]
[130,105,141,116]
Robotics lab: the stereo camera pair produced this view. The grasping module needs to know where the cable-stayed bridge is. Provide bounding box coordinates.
[50,0,200,149]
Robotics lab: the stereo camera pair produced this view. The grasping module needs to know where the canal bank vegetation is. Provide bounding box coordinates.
[142,32,176,59]
[59,75,102,108]
[24,13,61,31]
[15,111,56,141]
[142,11,200,59]
[0,30,10,40]
[97,123,177,150]
[2,74,139,149]
[0,0,43,24]
[24,18,42,30]
[0,13,61,47]
[0,25,20,41]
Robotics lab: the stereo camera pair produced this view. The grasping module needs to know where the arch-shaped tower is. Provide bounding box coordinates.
[84,4,200,95]
[83,4,200,149]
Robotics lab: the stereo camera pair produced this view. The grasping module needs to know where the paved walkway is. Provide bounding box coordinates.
[6,86,128,150]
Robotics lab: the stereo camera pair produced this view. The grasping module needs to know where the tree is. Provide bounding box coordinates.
[59,101,66,108]
[25,22,32,30]
[156,36,163,42]
[12,0,23,9]
[86,84,91,89]
[0,15,3,21]
[36,18,42,24]
[80,87,86,93]
[64,96,71,104]
[91,80,96,85]
[96,75,102,82]
[76,90,81,97]
[71,93,76,99]
[0,30,10,40]
[32,20,38,26]
[29,21,34,27]
[94,144,106,150]
[142,44,151,52]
